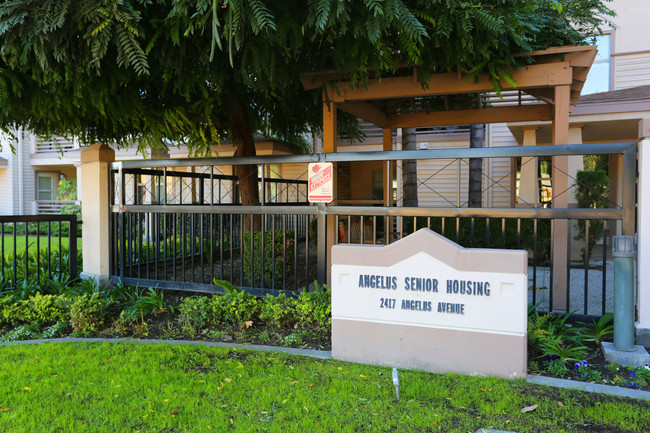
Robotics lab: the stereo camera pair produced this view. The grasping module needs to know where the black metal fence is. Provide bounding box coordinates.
[108,141,636,317]
[110,209,315,296]
[0,214,79,289]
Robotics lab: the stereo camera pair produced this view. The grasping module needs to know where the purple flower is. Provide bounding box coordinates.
[630,371,636,378]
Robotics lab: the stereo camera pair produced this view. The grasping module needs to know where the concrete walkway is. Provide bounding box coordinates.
[3,337,649,402]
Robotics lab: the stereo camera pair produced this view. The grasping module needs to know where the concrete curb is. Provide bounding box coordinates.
[0,337,332,360]
[3,338,650,401]
[527,374,650,401]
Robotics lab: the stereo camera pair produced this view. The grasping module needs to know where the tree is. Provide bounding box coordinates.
[0,0,614,207]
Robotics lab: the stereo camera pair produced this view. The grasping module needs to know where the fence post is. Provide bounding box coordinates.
[68,216,78,279]
[79,143,115,286]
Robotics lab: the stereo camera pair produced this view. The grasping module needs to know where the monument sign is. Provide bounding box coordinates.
[331,228,528,378]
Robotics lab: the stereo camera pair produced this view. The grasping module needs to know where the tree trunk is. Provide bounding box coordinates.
[468,124,484,208]
[402,127,418,234]
[223,75,261,230]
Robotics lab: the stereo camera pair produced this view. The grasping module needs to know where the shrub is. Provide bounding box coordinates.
[242,230,295,288]
[0,296,24,327]
[69,293,108,336]
[259,293,297,329]
[177,296,210,337]
[294,283,331,331]
[209,287,260,327]
[21,293,73,325]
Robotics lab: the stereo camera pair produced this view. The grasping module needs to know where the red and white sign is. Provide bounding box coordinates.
[308,163,333,203]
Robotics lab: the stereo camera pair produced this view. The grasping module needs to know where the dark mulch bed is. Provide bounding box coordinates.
[529,338,650,393]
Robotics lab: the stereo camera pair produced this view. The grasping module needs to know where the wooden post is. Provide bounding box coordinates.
[323,100,337,286]
[551,85,570,311]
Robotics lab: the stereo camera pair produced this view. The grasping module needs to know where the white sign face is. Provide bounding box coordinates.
[308,163,333,203]
[332,252,527,336]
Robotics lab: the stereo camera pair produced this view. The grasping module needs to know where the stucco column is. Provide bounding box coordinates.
[636,117,650,345]
[80,143,115,286]
[517,126,539,207]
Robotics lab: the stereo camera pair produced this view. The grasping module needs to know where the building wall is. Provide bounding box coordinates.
[486,124,518,208]
[611,0,650,54]
[0,134,14,215]
[0,129,36,215]
[614,53,650,90]
[610,0,650,90]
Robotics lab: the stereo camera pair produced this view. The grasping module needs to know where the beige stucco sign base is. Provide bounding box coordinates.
[331,229,528,379]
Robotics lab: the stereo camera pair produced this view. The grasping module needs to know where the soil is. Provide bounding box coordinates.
[529,338,650,393]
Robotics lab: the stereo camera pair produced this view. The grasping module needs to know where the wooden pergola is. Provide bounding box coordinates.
[302,45,596,153]
[301,45,597,307]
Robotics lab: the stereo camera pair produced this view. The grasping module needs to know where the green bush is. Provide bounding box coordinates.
[177,296,210,337]
[20,293,72,325]
[242,230,295,288]
[69,293,108,336]
[294,283,331,331]
[0,295,25,327]
[209,287,260,327]
[259,293,297,329]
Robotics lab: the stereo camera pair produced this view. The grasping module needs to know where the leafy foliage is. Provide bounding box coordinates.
[577,312,613,345]
[0,0,614,157]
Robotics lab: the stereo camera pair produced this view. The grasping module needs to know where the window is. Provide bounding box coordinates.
[37,173,57,201]
[582,34,611,95]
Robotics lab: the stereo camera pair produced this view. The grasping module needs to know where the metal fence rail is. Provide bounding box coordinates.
[0,214,79,289]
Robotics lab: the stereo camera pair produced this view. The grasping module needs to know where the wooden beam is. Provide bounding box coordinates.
[338,102,390,128]
[388,104,553,128]
[330,62,573,102]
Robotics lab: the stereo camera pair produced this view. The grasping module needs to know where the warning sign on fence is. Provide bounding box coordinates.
[308,163,333,203]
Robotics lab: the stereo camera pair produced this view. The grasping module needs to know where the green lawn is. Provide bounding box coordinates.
[0,342,648,432]
[1,235,81,258]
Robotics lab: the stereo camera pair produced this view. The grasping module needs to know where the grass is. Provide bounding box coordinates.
[0,342,648,432]
[1,235,82,258]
